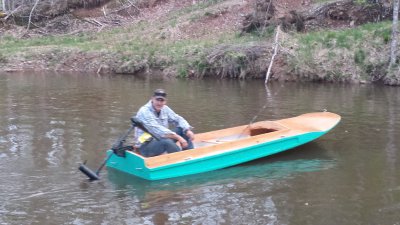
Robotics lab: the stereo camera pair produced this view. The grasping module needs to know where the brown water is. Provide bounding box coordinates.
[1,72,399,225]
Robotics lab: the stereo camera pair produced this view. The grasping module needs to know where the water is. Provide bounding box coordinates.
[0,72,399,225]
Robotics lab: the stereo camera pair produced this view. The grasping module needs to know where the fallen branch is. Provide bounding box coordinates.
[83,18,103,26]
[126,0,140,12]
[4,5,21,20]
[97,65,103,74]
[265,25,281,84]
[92,18,103,26]
[109,0,140,18]
[97,25,105,32]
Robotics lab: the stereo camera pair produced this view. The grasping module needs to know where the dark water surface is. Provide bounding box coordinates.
[0,72,399,225]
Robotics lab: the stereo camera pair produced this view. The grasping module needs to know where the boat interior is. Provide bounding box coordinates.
[193,120,288,148]
[140,121,292,168]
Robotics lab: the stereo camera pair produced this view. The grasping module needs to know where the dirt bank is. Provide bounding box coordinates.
[0,0,398,84]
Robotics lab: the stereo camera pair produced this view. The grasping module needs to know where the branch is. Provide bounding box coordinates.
[109,0,140,18]
[126,0,140,12]
[83,18,103,27]
[26,0,40,31]
[4,5,22,20]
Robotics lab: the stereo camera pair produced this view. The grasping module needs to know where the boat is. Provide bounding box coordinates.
[105,112,341,181]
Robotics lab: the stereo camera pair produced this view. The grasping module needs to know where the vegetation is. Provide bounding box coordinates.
[0,12,266,78]
[0,0,399,85]
[289,21,393,82]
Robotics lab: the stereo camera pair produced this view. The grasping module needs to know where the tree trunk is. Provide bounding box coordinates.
[384,0,400,85]
[389,0,399,68]
[265,25,281,84]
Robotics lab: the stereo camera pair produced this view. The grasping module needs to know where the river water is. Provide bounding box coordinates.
[0,72,399,225]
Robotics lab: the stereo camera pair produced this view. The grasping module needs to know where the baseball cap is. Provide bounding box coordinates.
[153,89,167,100]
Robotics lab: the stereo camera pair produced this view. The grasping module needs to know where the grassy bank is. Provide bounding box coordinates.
[0,21,270,77]
[287,21,392,83]
[0,0,394,83]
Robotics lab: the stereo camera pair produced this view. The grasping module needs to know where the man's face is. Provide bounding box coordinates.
[151,97,166,112]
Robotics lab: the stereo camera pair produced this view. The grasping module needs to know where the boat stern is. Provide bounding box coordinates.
[105,150,151,180]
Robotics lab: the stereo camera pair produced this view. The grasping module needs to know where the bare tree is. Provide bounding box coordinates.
[265,25,281,84]
[389,0,399,68]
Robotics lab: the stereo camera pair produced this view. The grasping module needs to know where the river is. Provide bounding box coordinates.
[0,72,399,225]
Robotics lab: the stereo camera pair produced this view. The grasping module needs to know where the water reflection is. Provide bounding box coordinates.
[102,144,335,224]
[1,72,400,224]
[107,143,336,199]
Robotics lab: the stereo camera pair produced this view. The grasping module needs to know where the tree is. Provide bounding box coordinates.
[389,0,399,68]
[385,0,400,85]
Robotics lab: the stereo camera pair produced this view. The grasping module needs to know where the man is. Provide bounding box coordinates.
[134,89,195,157]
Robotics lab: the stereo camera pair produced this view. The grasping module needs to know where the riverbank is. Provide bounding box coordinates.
[0,0,398,84]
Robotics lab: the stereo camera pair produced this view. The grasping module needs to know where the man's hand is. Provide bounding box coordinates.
[179,137,188,148]
[186,130,195,141]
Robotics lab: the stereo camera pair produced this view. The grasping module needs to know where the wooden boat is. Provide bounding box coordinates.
[105,112,341,181]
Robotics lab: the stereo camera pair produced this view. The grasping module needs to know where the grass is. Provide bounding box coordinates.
[0,0,266,74]
[297,21,391,50]
[290,21,393,81]
[354,49,366,65]
[0,34,96,54]
[0,0,394,81]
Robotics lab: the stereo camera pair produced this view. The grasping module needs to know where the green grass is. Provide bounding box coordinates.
[0,0,394,80]
[354,49,366,65]
[297,21,392,51]
[0,0,264,73]
[15,35,90,47]
[290,20,393,81]
[294,21,391,75]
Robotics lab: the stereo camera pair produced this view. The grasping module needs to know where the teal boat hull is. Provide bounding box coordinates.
[106,130,328,180]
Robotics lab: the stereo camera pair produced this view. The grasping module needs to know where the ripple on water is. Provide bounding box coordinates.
[45,128,65,166]
[1,74,399,225]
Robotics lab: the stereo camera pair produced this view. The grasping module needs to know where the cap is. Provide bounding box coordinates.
[153,89,167,100]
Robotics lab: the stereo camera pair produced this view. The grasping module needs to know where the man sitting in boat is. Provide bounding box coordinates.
[134,89,195,157]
